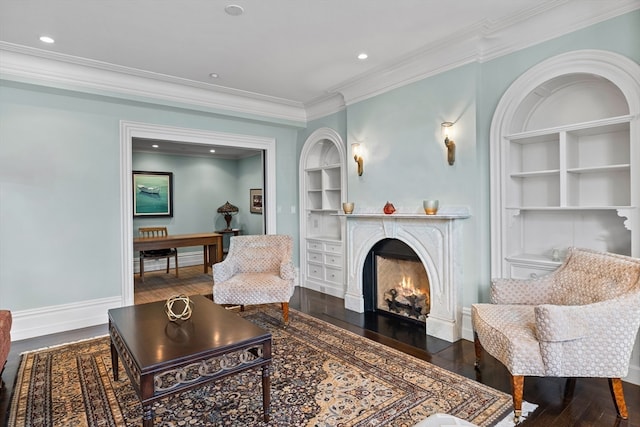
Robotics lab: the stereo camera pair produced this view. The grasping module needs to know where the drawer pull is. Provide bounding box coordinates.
[530,273,538,279]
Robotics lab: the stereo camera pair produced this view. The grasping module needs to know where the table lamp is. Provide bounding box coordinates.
[217,201,239,231]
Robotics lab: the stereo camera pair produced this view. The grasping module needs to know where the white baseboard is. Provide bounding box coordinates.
[301,279,344,299]
[11,296,122,341]
[461,306,474,342]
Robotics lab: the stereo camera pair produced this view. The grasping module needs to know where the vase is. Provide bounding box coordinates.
[342,202,355,214]
[383,202,396,214]
[423,199,439,215]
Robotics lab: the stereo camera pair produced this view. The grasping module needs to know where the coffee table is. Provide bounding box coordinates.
[108,295,272,426]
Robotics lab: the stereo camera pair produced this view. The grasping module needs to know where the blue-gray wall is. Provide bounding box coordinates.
[302,10,640,308]
[0,81,300,310]
[1,10,638,316]
[132,151,263,237]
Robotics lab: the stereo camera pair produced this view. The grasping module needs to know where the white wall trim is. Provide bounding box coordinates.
[461,306,474,342]
[10,296,121,341]
[0,45,307,124]
[327,2,640,107]
[120,121,277,306]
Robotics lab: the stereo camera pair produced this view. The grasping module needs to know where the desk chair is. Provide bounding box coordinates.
[138,227,179,282]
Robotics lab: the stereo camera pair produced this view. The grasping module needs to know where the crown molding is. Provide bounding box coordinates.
[325,0,640,108]
[1,1,637,122]
[0,43,307,124]
[304,93,346,122]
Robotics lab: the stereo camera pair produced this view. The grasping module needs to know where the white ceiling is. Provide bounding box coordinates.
[132,137,262,159]
[2,0,638,115]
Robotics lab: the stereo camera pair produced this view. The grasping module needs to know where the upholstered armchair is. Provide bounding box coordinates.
[0,310,11,384]
[472,247,640,423]
[213,235,295,323]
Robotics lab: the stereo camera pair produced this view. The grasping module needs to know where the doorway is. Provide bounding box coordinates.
[120,121,277,306]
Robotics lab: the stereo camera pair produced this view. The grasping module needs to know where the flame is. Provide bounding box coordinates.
[399,275,416,297]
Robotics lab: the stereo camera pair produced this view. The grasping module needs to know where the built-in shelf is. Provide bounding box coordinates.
[492,62,637,279]
[299,128,347,299]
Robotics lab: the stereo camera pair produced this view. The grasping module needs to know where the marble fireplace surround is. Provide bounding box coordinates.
[343,208,470,342]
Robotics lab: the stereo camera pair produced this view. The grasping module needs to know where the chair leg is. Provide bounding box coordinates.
[174,252,179,278]
[563,377,577,404]
[511,375,524,423]
[281,302,289,324]
[473,332,483,368]
[609,378,628,419]
[140,257,145,283]
[166,257,170,274]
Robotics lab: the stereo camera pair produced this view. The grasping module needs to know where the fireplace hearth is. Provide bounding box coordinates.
[344,209,469,342]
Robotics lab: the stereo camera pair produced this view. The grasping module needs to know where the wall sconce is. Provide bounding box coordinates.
[441,122,456,165]
[352,143,364,176]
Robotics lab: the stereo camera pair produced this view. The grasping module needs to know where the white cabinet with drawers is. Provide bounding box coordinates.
[305,239,344,296]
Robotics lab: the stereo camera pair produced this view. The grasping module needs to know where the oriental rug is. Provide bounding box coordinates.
[9,307,513,426]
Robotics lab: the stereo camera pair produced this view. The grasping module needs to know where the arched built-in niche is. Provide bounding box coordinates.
[490,50,640,280]
[298,128,347,297]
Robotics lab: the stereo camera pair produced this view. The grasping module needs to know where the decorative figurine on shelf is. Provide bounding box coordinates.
[217,201,239,231]
[165,294,193,321]
[383,202,396,214]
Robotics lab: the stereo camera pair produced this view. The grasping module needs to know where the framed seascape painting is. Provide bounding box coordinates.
[250,188,263,214]
[133,171,174,217]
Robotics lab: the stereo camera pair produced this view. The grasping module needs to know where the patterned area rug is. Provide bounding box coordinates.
[9,307,512,426]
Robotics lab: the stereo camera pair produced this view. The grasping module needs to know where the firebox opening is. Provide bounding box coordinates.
[363,239,430,324]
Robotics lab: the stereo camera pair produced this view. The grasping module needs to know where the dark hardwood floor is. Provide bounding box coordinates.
[1,274,639,426]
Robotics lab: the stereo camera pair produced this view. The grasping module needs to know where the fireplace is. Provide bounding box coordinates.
[344,209,469,342]
[364,239,430,323]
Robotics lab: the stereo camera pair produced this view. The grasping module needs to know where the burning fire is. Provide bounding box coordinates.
[399,275,418,297]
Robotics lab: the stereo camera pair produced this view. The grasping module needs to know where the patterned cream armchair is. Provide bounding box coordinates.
[213,234,295,323]
[472,247,640,423]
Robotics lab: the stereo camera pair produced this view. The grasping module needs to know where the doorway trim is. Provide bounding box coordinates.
[119,121,277,305]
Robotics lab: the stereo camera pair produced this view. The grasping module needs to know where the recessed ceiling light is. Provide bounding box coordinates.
[210,149,216,153]
[209,73,219,79]
[357,53,368,60]
[224,4,244,16]
[39,36,55,44]
[152,144,159,148]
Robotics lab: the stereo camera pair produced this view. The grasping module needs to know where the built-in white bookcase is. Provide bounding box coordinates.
[299,128,346,297]
[491,52,640,280]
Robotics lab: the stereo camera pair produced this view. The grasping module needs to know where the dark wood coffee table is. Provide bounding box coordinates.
[108,295,272,426]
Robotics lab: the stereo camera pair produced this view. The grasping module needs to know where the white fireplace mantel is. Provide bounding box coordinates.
[343,207,470,342]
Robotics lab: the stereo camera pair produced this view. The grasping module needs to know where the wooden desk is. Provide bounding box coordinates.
[133,233,223,274]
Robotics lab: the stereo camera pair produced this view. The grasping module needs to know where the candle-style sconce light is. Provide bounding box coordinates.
[441,122,456,166]
[352,142,364,176]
